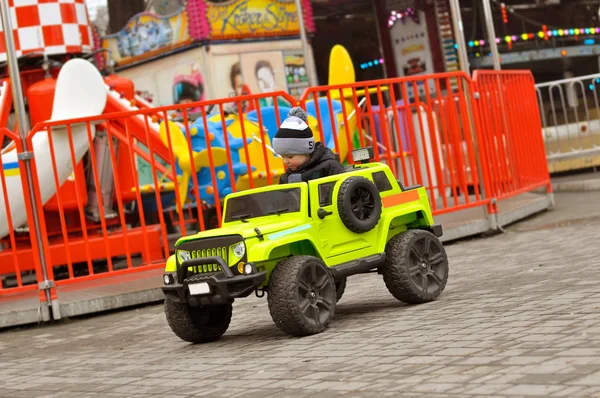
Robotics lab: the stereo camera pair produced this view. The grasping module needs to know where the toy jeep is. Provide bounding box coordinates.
[162,147,449,343]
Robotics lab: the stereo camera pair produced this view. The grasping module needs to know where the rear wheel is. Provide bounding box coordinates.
[268,256,336,336]
[382,230,449,304]
[165,298,232,343]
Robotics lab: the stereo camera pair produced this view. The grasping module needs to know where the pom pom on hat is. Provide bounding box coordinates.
[287,106,308,122]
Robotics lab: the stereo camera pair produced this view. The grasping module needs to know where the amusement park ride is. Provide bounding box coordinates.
[0,2,374,284]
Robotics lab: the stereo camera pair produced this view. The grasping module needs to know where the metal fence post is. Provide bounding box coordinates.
[470,76,499,232]
[294,0,316,87]
[482,0,501,70]
[0,0,57,320]
[448,0,470,73]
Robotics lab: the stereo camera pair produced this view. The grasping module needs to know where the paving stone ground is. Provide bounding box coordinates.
[1,192,600,398]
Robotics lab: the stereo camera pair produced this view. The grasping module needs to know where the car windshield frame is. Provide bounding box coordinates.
[224,187,302,223]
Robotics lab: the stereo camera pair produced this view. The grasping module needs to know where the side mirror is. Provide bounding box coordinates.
[317,208,333,219]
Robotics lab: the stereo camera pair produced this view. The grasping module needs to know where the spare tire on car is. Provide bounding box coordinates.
[337,176,382,233]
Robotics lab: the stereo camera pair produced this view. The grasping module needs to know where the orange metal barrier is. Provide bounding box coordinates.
[0,91,296,299]
[472,70,551,203]
[0,79,13,129]
[0,72,551,315]
[0,125,48,301]
[299,72,490,216]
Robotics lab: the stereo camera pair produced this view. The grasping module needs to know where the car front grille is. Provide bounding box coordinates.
[178,235,244,276]
[189,247,227,273]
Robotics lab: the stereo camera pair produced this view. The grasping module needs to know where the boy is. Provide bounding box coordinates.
[273,107,345,184]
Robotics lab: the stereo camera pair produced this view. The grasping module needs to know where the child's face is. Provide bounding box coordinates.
[281,154,310,171]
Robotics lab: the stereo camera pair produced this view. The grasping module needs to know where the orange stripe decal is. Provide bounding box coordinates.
[382,190,420,208]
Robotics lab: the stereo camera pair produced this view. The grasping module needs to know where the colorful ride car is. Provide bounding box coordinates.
[162,147,449,343]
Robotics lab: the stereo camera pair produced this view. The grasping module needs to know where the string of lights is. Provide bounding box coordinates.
[500,3,512,49]
[387,7,418,28]
[360,58,385,70]
[467,27,600,47]
[386,1,598,56]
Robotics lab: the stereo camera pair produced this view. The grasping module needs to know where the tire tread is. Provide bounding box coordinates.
[267,256,335,336]
[382,229,448,304]
[165,298,232,343]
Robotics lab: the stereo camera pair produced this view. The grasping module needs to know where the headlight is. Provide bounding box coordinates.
[231,241,245,259]
[244,263,254,275]
[177,250,191,263]
[163,273,175,285]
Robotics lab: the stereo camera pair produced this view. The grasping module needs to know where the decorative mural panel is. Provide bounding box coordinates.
[212,48,300,103]
[97,0,315,67]
[100,7,192,66]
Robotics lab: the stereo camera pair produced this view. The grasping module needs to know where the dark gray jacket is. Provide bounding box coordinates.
[279,142,346,184]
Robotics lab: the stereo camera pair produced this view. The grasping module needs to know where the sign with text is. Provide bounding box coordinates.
[207,0,301,39]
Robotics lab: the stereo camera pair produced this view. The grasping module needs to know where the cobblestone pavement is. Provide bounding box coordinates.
[1,201,600,398]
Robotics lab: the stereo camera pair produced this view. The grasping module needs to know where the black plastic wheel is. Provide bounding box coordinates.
[165,298,232,343]
[382,229,449,304]
[267,256,336,336]
[335,277,347,302]
[337,177,382,233]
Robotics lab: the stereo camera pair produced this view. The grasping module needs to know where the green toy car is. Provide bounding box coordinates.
[162,148,449,343]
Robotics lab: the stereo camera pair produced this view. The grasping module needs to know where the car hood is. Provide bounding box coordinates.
[176,218,302,245]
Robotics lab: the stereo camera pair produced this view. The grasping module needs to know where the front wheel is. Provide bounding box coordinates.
[335,277,347,302]
[268,256,337,336]
[165,298,232,343]
[382,230,449,304]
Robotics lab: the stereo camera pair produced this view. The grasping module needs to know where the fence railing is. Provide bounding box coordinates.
[0,70,551,318]
[536,73,600,173]
[1,123,47,297]
[474,71,551,199]
[298,72,489,216]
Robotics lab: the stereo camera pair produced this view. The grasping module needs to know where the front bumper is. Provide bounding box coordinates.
[162,256,266,306]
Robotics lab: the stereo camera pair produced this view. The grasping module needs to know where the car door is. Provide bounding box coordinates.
[308,178,373,260]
